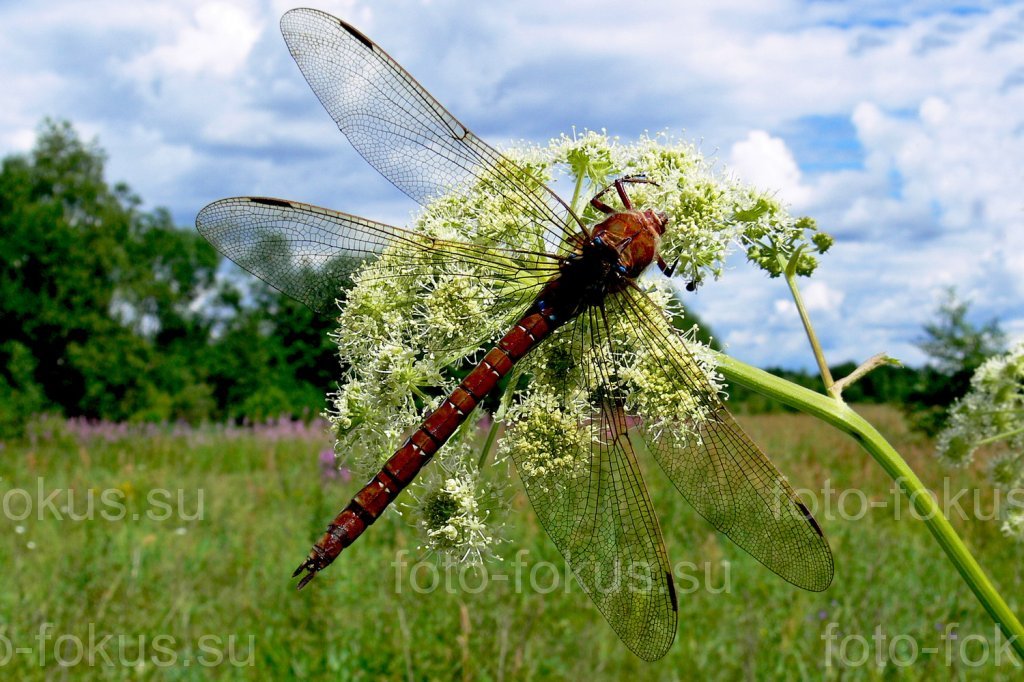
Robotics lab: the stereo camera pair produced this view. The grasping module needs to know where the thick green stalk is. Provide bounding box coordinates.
[779,252,835,395]
[715,351,1024,660]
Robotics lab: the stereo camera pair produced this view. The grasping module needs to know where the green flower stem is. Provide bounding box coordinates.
[976,425,1024,447]
[779,253,836,396]
[476,418,501,470]
[831,353,900,396]
[715,351,1024,660]
[568,166,587,216]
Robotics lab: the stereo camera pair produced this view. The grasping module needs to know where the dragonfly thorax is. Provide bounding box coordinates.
[586,209,665,280]
[537,209,666,325]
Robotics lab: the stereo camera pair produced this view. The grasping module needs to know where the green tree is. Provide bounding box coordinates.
[0,119,378,434]
[907,288,1006,435]
[0,119,220,428]
[205,281,337,422]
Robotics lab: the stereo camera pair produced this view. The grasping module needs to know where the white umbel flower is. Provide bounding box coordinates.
[325,130,825,560]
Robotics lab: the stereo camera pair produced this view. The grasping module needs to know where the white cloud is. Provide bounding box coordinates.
[0,127,37,153]
[104,124,199,208]
[774,299,797,317]
[729,130,812,207]
[117,2,262,82]
[803,281,845,314]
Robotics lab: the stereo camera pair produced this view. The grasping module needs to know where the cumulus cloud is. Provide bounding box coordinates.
[805,282,846,314]
[729,130,812,207]
[117,3,262,82]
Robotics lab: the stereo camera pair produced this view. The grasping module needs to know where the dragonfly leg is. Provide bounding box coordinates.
[590,195,616,215]
[657,254,679,278]
[590,175,659,212]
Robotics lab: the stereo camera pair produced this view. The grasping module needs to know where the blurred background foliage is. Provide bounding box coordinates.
[0,119,1008,438]
[0,120,337,436]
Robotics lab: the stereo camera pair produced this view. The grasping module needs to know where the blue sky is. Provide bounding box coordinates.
[1,0,1022,370]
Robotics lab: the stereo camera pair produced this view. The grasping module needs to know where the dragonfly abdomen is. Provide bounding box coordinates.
[294,310,555,588]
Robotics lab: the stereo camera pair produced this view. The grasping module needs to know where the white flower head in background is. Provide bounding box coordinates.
[936,340,1024,540]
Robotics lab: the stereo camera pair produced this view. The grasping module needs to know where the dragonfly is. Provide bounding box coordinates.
[196,7,833,661]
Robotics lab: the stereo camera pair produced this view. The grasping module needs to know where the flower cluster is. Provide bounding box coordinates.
[326,130,820,562]
[404,434,508,565]
[498,386,591,491]
[936,341,1024,539]
[523,131,832,285]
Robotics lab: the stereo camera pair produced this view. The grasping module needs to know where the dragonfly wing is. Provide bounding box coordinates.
[507,305,677,661]
[279,8,584,255]
[508,405,677,661]
[196,196,556,320]
[607,286,834,592]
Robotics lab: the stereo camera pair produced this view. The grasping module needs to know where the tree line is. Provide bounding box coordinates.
[1,120,336,436]
[0,120,1005,437]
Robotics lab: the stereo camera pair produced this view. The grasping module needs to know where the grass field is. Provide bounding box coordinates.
[1,406,1021,680]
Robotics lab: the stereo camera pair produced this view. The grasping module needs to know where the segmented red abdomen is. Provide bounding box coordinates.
[294,310,554,587]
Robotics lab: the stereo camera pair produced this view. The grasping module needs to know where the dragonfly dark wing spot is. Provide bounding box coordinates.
[250,197,293,209]
[339,21,373,49]
[798,501,824,537]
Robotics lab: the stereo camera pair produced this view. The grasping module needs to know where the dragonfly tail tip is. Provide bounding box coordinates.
[293,556,319,589]
[295,569,317,590]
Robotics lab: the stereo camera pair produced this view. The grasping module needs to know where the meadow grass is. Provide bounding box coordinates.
[0,407,1021,680]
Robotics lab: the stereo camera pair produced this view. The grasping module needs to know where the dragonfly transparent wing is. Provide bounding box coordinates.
[506,304,677,661]
[196,197,559,321]
[279,8,586,256]
[508,409,677,661]
[607,286,834,592]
